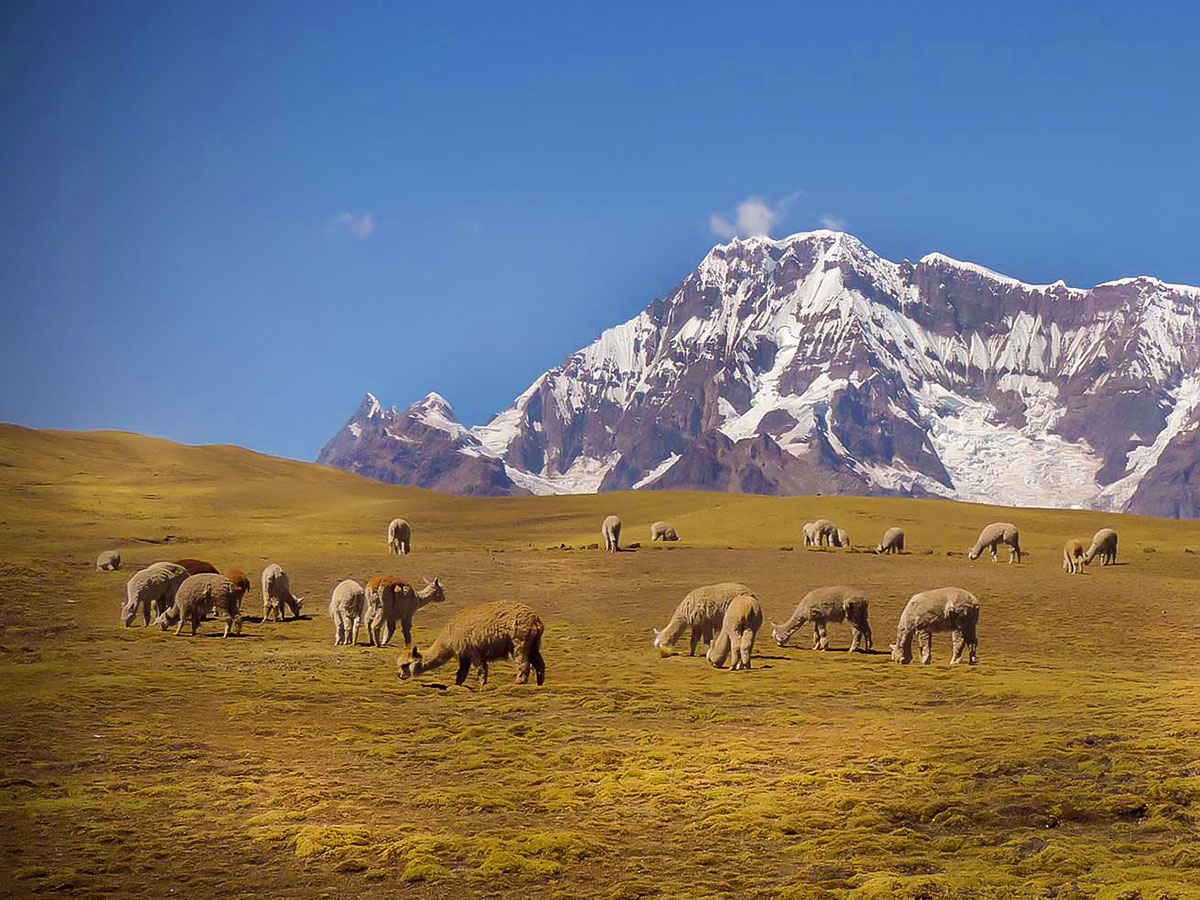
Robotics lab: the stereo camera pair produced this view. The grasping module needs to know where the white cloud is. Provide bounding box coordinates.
[709,191,802,239]
[819,214,848,231]
[326,212,375,239]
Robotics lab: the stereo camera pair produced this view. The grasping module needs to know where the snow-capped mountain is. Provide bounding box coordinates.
[317,230,1200,518]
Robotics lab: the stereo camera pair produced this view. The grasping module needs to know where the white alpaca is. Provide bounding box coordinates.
[968,523,1021,563]
[650,521,679,542]
[328,579,367,646]
[1062,539,1085,575]
[602,515,622,553]
[705,594,763,670]
[810,518,839,547]
[1083,528,1118,566]
[890,587,979,665]
[771,585,872,652]
[387,518,411,555]
[875,527,904,554]
[652,582,751,656]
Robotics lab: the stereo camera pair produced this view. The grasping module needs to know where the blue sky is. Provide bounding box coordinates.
[3,1,1198,461]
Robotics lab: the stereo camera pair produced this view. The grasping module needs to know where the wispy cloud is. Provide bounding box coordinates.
[326,212,375,239]
[709,191,802,240]
[819,214,849,231]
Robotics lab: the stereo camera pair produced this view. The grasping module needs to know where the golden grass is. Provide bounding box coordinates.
[0,423,1198,898]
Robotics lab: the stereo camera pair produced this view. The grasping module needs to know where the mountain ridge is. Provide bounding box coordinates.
[317,230,1200,517]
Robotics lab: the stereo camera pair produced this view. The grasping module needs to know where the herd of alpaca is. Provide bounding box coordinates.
[103,515,1123,684]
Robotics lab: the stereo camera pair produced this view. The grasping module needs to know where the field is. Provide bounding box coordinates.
[1,424,1198,899]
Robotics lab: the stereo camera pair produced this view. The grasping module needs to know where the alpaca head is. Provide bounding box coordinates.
[397,645,424,679]
[771,622,794,647]
[651,626,666,649]
[967,546,981,560]
[120,600,138,628]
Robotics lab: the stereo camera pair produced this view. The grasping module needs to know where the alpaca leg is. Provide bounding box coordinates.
[862,620,872,651]
[455,657,472,686]
[689,627,701,656]
[741,632,755,669]
[949,630,964,665]
[918,631,932,664]
[477,657,489,686]
[811,623,821,650]
[848,626,861,653]
[401,618,412,647]
[816,621,829,651]
[531,646,546,685]
[513,641,532,684]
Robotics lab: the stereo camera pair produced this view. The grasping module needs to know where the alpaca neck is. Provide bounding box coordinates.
[416,639,455,675]
[658,615,687,646]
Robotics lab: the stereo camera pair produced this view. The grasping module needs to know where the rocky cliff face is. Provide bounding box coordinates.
[317,230,1200,517]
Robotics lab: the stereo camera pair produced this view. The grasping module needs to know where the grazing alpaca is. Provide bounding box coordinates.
[365,575,446,646]
[875,527,905,554]
[120,562,188,627]
[173,558,219,576]
[1063,539,1085,574]
[602,515,622,553]
[836,528,851,550]
[155,573,248,638]
[802,522,818,547]
[261,563,304,621]
[811,518,839,547]
[328,579,367,646]
[771,585,872,652]
[890,587,979,665]
[223,568,251,596]
[650,521,679,542]
[967,523,1021,563]
[705,593,763,670]
[386,518,411,556]
[1083,528,1118,566]
[96,550,122,571]
[397,600,545,686]
[652,582,751,656]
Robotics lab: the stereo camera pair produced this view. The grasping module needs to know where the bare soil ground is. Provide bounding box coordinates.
[0,425,1198,898]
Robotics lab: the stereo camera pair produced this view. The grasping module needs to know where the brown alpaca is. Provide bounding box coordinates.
[397,600,545,687]
[173,558,219,576]
[365,575,446,646]
[223,568,251,596]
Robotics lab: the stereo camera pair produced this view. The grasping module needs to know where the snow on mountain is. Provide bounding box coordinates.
[318,230,1200,517]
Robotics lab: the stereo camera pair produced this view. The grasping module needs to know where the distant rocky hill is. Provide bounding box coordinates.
[317,230,1200,518]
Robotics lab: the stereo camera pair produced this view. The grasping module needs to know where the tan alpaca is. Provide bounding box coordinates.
[120,562,188,627]
[602,515,622,552]
[96,550,122,571]
[328,579,367,646]
[261,563,304,621]
[772,585,872,652]
[890,587,979,665]
[365,575,446,646]
[836,528,851,550]
[1083,528,1118,566]
[1062,539,1085,574]
[705,593,763,670]
[397,600,545,686]
[652,582,751,656]
[875,527,905,554]
[967,523,1021,563]
[811,518,839,547]
[650,521,679,542]
[386,518,411,555]
[155,573,247,638]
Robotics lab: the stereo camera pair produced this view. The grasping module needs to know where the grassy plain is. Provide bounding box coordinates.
[0,424,1198,898]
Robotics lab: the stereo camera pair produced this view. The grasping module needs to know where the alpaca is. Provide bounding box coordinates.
[967,523,1021,563]
[705,593,763,670]
[652,582,751,656]
[890,587,979,665]
[1083,528,1118,566]
[120,562,188,627]
[650,521,679,542]
[836,528,851,550]
[155,573,247,638]
[602,515,622,553]
[1063,539,1085,574]
[771,585,872,652]
[802,522,818,547]
[173,558,219,576]
[328,579,367,646]
[223,568,251,597]
[386,518,411,556]
[96,550,122,571]
[875,527,905,555]
[397,600,545,686]
[811,518,839,547]
[261,563,304,621]
[365,575,446,647]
